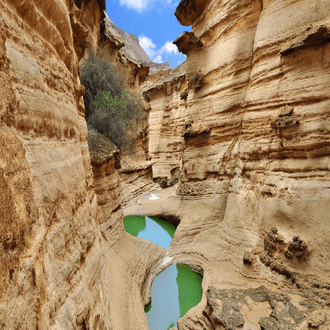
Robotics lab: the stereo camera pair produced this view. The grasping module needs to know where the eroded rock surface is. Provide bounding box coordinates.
[0,1,103,327]
[140,63,187,188]
[2,0,330,329]
[104,14,170,73]
[0,1,163,329]
[133,0,330,328]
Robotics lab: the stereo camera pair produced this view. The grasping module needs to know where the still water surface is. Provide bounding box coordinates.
[124,215,203,330]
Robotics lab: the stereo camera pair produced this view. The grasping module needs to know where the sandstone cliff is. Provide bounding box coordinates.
[0,0,106,327]
[104,14,170,74]
[1,0,330,329]
[132,0,330,329]
[0,1,161,329]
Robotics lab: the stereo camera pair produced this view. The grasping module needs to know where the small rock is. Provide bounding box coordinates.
[243,251,253,264]
[271,227,278,234]
[307,310,327,327]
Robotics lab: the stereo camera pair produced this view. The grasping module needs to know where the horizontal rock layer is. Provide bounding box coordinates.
[2,0,330,329]
[0,1,163,329]
[140,0,330,328]
[104,13,170,73]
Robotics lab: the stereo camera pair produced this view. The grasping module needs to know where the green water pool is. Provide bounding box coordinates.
[124,215,203,330]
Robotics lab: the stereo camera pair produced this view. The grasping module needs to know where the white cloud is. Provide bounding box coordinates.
[138,35,179,63]
[120,0,172,12]
[159,41,178,55]
[120,0,147,11]
[138,35,158,60]
[153,55,163,63]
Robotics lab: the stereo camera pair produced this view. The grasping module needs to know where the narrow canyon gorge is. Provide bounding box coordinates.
[0,0,330,329]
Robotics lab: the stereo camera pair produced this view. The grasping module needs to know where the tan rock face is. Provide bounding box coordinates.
[0,1,157,329]
[2,0,330,328]
[138,0,330,328]
[89,131,124,245]
[0,0,105,328]
[104,13,170,74]
[141,63,187,187]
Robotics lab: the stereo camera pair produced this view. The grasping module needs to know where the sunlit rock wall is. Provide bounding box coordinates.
[101,16,158,207]
[0,0,105,328]
[141,63,187,188]
[0,1,159,329]
[141,0,330,328]
[88,132,165,330]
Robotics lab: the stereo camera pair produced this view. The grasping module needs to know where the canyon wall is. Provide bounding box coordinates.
[0,0,105,328]
[141,62,187,188]
[0,1,160,329]
[104,14,170,74]
[136,0,330,328]
[1,0,330,329]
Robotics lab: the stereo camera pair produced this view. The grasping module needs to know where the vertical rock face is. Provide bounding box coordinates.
[104,14,170,74]
[0,0,106,328]
[141,63,187,188]
[0,1,158,329]
[88,132,124,245]
[140,0,330,328]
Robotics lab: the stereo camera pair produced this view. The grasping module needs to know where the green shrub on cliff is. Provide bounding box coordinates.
[80,50,142,151]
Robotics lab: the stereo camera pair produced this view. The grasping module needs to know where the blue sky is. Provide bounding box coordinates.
[105,0,191,68]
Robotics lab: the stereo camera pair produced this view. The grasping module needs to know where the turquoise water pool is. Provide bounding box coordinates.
[124,215,203,330]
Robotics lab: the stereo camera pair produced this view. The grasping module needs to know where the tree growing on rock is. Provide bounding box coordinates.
[80,49,143,152]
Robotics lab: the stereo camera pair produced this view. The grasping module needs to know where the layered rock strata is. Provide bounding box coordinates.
[0,1,162,329]
[141,63,187,188]
[118,97,160,208]
[104,14,170,74]
[2,0,330,328]
[0,0,105,327]
[137,0,330,328]
[88,131,123,245]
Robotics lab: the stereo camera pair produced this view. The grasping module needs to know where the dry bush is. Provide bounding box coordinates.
[80,49,143,151]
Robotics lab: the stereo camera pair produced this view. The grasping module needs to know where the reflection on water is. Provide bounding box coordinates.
[124,215,176,248]
[124,215,203,330]
[145,263,203,330]
[146,263,180,329]
[176,263,203,317]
